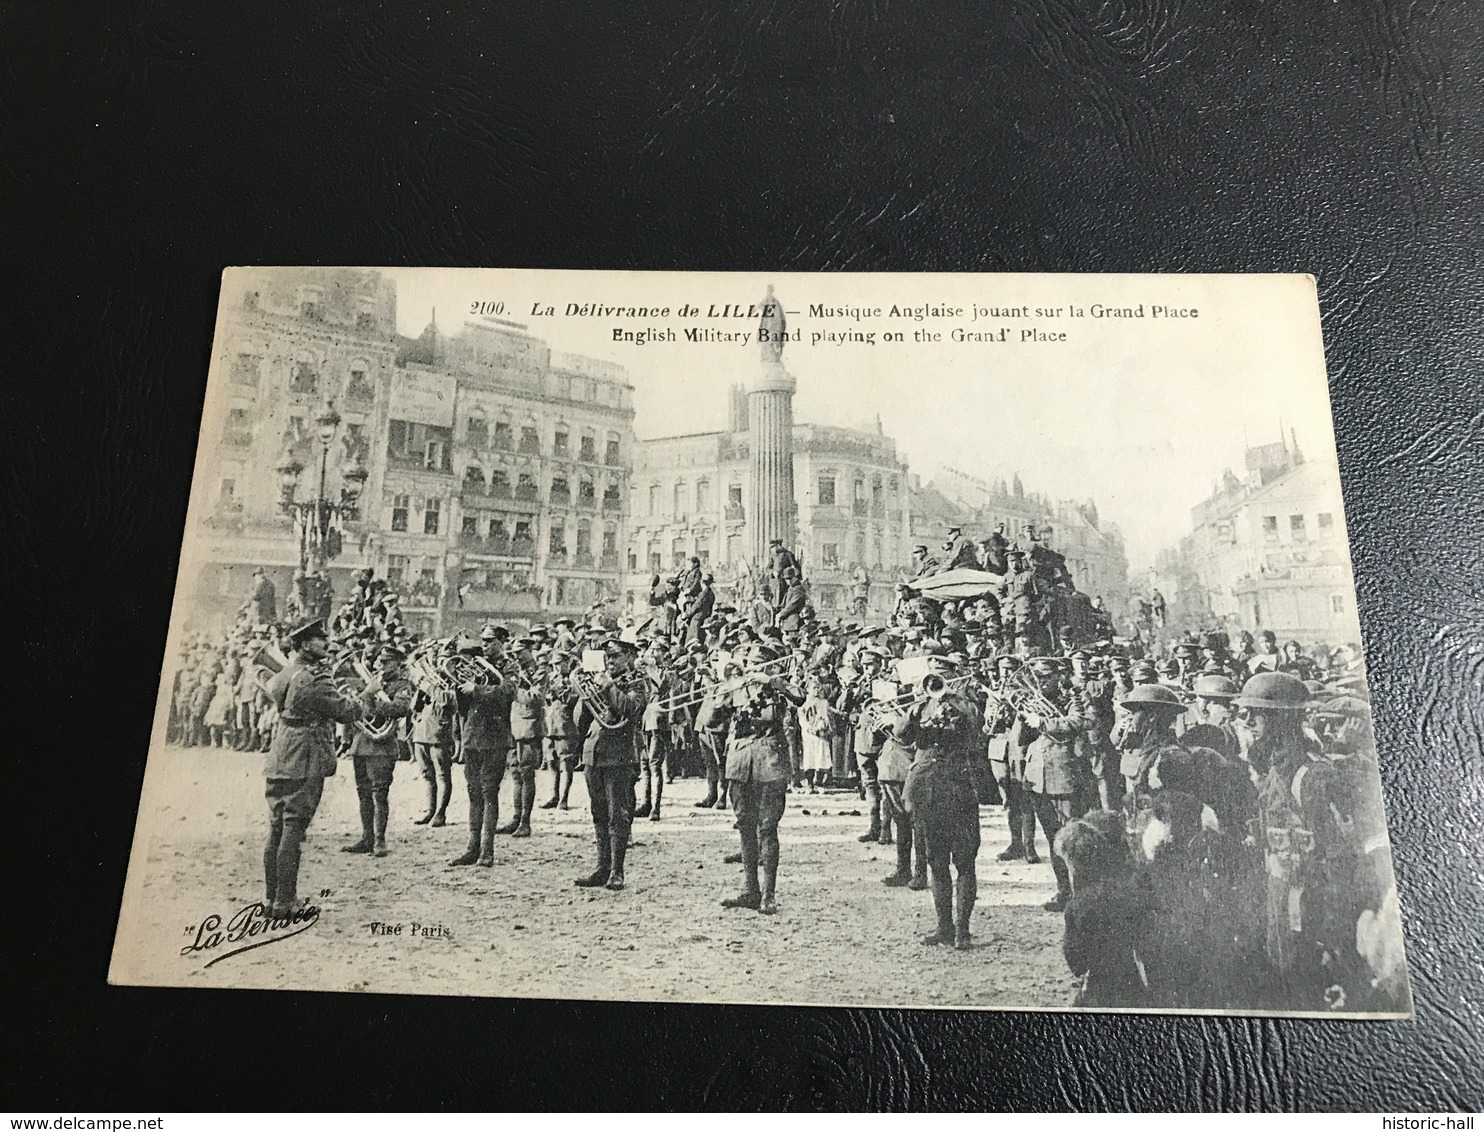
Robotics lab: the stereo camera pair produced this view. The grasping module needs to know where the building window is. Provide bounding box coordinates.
[466,414,488,448]
[516,471,538,500]
[673,482,685,516]
[224,408,252,446]
[461,515,479,538]
[1290,514,1307,541]
[346,364,374,401]
[391,494,409,532]
[648,484,659,515]
[218,479,238,509]
[576,521,592,557]
[492,420,513,450]
[696,480,711,512]
[386,554,409,584]
[728,483,743,507]
[579,476,596,505]
[872,477,884,509]
[489,517,508,546]
[627,550,638,572]
[289,357,318,394]
[818,475,836,505]
[603,481,621,511]
[423,497,441,535]
[1262,515,1278,541]
[463,463,486,490]
[230,353,262,387]
[1331,594,1345,613]
[854,478,867,515]
[490,468,510,496]
[822,543,839,567]
[297,286,324,320]
[425,440,445,471]
[1318,512,1334,533]
[554,427,569,456]
[580,431,597,462]
[602,526,618,558]
[520,425,541,454]
[671,538,686,568]
[419,557,439,584]
[605,435,621,465]
[549,520,567,555]
[648,541,661,572]
[550,473,570,503]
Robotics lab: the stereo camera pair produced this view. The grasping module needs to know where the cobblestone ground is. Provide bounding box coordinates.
[112,746,1079,1010]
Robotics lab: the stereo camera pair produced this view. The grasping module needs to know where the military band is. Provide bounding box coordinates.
[171,527,1403,1013]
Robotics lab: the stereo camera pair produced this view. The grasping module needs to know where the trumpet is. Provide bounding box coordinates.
[862,672,972,730]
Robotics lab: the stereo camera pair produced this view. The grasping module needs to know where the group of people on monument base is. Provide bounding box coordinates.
[227,523,1399,1012]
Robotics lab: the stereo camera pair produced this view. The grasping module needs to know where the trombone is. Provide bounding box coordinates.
[861,672,971,730]
[649,657,793,714]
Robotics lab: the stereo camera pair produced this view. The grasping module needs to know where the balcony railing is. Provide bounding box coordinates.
[853,500,869,517]
[510,537,535,560]
[724,504,745,522]
[515,484,539,502]
[602,496,622,514]
[548,548,569,566]
[519,437,542,455]
[574,551,595,569]
[599,552,620,571]
[576,493,598,511]
[550,488,571,506]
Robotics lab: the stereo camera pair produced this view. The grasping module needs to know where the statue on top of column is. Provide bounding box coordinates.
[759,284,786,363]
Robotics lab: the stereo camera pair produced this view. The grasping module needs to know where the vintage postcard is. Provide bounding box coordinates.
[109,269,1409,1016]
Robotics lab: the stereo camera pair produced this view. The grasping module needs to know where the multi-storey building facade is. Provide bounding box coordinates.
[188,268,397,626]
[184,268,634,636]
[627,388,912,617]
[1168,440,1360,644]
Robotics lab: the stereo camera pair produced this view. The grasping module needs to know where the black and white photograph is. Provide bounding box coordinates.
[108,267,1409,1017]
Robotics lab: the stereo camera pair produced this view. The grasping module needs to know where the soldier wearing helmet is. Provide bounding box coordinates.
[1237,670,1357,1003]
[1113,683,1188,801]
[1180,673,1243,762]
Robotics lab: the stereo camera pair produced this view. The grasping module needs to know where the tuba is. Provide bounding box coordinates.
[332,652,396,740]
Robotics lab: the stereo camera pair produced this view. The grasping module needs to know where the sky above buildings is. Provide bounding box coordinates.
[392,270,1342,572]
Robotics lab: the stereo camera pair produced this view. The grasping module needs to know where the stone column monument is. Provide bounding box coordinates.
[747,285,797,566]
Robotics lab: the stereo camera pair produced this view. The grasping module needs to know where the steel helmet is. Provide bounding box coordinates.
[1118,684,1187,713]
[1235,671,1311,711]
[1191,674,1239,699]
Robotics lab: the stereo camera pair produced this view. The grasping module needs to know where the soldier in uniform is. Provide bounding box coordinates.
[986,654,1039,862]
[1238,671,1362,1007]
[540,650,580,809]
[636,641,674,821]
[573,637,648,891]
[700,643,806,914]
[1020,656,1096,911]
[939,526,981,573]
[907,544,939,580]
[342,644,415,858]
[261,618,368,918]
[999,549,1043,653]
[982,523,1010,574]
[499,637,544,838]
[1181,674,1243,762]
[449,634,517,868]
[899,659,984,948]
[410,667,456,827]
[838,648,888,840]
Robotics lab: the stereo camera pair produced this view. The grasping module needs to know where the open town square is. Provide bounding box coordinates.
[111,269,1407,1016]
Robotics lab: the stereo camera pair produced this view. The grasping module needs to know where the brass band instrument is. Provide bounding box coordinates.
[861,672,972,730]
[441,652,503,688]
[406,651,458,700]
[331,652,397,740]
[571,667,645,730]
[649,658,793,714]
[251,643,290,695]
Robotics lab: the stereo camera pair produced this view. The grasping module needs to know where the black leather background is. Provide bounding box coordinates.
[4,0,1483,1111]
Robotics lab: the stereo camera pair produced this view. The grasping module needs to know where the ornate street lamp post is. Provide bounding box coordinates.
[276,399,368,616]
